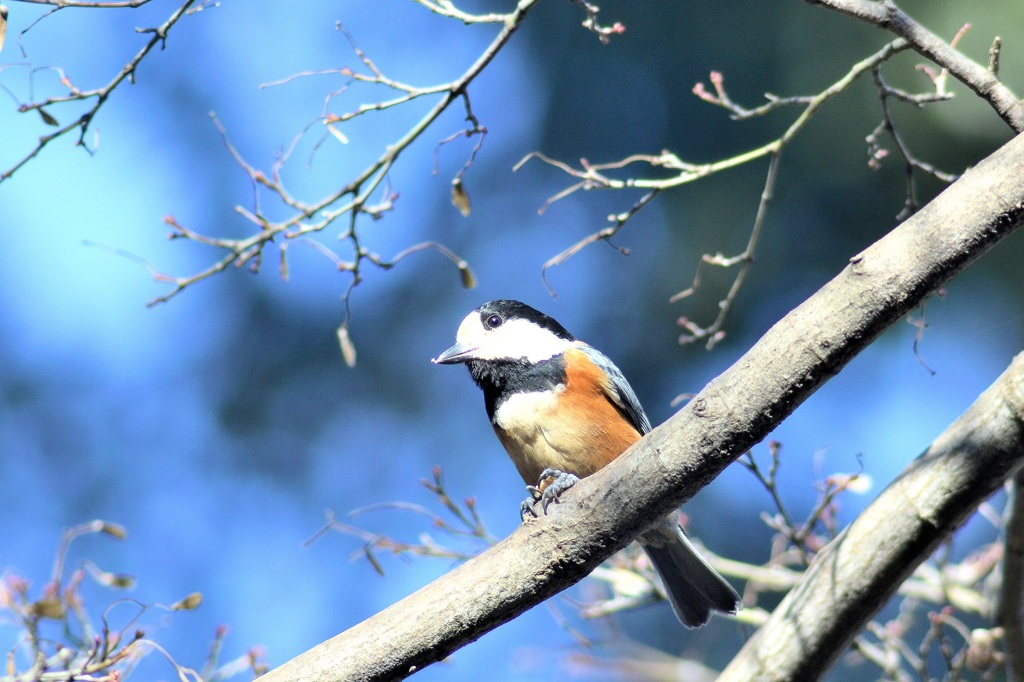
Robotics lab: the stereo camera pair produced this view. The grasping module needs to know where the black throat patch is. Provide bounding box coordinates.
[466,355,567,422]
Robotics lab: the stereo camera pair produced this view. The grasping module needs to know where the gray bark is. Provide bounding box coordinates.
[720,352,1024,680]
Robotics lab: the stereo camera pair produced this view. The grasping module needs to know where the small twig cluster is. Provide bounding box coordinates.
[742,444,1007,681]
[855,602,1005,681]
[322,437,1012,680]
[520,18,980,348]
[143,4,547,355]
[1,520,264,682]
[6,1,618,349]
[856,562,1004,682]
[567,0,625,44]
[307,466,496,573]
[741,442,860,566]
[150,0,624,354]
[866,25,969,221]
[0,0,214,183]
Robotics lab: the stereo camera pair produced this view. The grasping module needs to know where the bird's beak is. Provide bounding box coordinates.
[432,341,477,364]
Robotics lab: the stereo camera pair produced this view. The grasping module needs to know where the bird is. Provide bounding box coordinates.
[433,299,741,628]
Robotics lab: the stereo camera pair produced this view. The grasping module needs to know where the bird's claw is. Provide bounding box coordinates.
[519,468,580,521]
[519,494,539,520]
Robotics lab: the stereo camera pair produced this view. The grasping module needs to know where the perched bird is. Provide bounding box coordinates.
[433,299,740,627]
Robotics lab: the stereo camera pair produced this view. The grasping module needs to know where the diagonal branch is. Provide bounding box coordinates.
[720,352,1024,680]
[1,0,200,183]
[256,110,1024,682]
[12,0,154,6]
[673,150,781,348]
[807,0,1024,131]
[521,38,916,322]
[148,0,542,306]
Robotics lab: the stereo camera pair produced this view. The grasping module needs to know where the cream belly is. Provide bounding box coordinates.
[492,385,613,484]
[493,387,565,484]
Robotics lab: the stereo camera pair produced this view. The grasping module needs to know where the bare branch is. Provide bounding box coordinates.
[521,39,914,327]
[806,0,1024,131]
[256,118,1024,682]
[12,0,155,7]
[720,352,1024,680]
[988,36,1002,77]
[539,188,658,297]
[148,0,543,306]
[673,151,781,349]
[567,0,626,44]
[1,0,200,183]
[411,0,511,25]
[523,7,1015,341]
[997,468,1024,680]
[693,70,815,120]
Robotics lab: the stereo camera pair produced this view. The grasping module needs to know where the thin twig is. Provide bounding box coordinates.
[148,1,542,307]
[2,0,199,183]
[806,0,1023,131]
[519,40,912,332]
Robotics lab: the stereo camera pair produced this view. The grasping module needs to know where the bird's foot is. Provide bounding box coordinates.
[520,468,580,520]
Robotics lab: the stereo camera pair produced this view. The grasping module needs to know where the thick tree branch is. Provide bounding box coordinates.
[807,0,1024,132]
[998,466,1024,680]
[720,352,1024,680]
[257,130,1024,680]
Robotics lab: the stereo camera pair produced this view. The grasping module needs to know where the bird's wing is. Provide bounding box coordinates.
[576,344,652,436]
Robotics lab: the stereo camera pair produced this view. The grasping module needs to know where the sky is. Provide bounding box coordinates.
[1,1,1023,680]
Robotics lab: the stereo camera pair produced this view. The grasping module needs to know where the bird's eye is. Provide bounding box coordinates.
[485,314,503,329]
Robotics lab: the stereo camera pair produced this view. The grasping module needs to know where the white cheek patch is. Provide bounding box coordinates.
[455,315,573,363]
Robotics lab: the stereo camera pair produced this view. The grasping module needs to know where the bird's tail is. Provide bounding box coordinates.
[640,517,741,628]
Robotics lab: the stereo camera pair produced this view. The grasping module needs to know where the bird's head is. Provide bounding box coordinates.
[433,299,575,366]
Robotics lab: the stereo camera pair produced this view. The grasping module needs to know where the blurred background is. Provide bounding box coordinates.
[1,0,1023,679]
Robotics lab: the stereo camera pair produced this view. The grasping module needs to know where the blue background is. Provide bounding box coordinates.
[2,1,1023,679]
